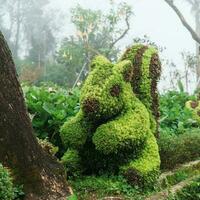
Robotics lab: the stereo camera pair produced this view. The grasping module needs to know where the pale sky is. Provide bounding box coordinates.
[50,0,196,91]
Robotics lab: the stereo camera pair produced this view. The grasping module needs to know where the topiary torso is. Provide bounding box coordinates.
[61,44,161,187]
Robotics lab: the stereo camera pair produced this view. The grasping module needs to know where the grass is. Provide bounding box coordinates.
[68,160,200,200]
[69,175,151,200]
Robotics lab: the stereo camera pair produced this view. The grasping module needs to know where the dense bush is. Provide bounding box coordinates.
[158,129,200,169]
[159,90,195,135]
[0,164,14,200]
[23,83,80,155]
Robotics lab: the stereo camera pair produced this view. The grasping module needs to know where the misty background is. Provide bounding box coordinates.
[0,0,198,92]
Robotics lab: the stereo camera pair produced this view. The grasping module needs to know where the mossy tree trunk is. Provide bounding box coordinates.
[0,31,70,199]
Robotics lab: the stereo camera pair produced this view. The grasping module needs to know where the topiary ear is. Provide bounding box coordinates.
[90,55,112,71]
[114,60,133,82]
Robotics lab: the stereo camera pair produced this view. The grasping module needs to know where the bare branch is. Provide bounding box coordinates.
[164,0,200,44]
[109,12,131,50]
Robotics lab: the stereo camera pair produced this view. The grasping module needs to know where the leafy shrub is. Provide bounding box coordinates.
[0,164,14,200]
[160,90,195,134]
[159,129,200,169]
[171,176,200,200]
[23,83,80,155]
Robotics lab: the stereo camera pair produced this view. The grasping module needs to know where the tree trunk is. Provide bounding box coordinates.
[195,12,200,88]
[0,31,71,199]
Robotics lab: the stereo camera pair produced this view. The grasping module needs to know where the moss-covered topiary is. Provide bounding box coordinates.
[120,44,161,137]
[185,100,200,125]
[61,44,161,187]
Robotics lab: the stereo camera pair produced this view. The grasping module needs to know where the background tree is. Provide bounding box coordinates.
[164,0,200,88]
[0,30,70,200]
[0,0,57,62]
[57,2,133,87]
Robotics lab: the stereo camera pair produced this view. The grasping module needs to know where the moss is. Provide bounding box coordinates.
[60,111,92,149]
[61,149,82,177]
[120,132,160,187]
[92,90,151,155]
[121,45,161,137]
[61,44,161,187]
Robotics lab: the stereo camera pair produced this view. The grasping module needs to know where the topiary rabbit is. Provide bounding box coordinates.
[61,44,161,187]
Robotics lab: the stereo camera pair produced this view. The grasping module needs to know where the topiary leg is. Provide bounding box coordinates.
[119,132,160,188]
[61,149,82,177]
[92,109,151,155]
[60,111,91,149]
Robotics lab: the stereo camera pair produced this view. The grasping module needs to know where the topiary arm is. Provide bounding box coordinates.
[92,104,151,155]
[119,132,160,187]
[60,111,90,149]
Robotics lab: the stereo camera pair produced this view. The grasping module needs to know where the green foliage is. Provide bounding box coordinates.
[61,149,82,177]
[61,44,161,187]
[13,185,24,200]
[0,164,14,200]
[67,194,78,200]
[23,83,80,155]
[70,175,145,199]
[158,129,200,169]
[170,177,200,200]
[160,90,195,134]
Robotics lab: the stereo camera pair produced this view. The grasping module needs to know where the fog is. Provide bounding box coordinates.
[49,0,195,65]
[0,0,197,91]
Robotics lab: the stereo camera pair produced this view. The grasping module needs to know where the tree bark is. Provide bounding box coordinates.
[164,0,200,44]
[0,31,71,199]
[195,11,200,87]
[164,0,200,89]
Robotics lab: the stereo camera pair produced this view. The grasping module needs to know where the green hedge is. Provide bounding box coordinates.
[159,129,200,169]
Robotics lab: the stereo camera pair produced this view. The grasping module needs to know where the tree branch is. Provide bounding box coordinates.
[109,12,131,50]
[164,0,200,44]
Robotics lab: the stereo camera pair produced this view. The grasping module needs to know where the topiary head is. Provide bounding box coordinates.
[80,55,133,121]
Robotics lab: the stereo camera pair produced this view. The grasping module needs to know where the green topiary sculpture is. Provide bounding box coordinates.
[61,44,161,187]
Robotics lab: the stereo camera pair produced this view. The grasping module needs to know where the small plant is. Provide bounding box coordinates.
[160,90,195,135]
[67,194,78,200]
[23,83,80,156]
[0,164,14,200]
